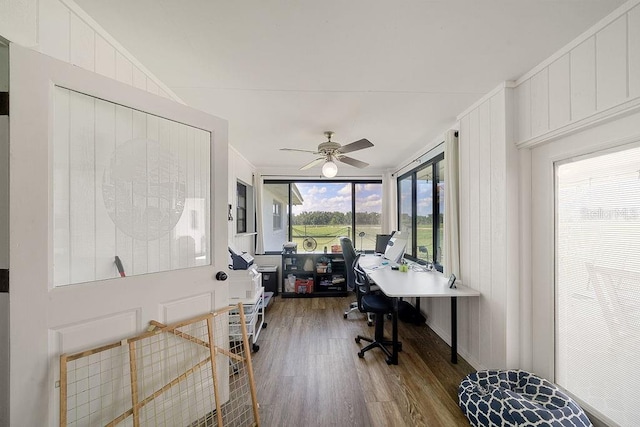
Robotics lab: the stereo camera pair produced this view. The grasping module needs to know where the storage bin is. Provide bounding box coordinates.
[295,278,314,294]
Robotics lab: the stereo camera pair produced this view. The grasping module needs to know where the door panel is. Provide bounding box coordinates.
[9,43,229,426]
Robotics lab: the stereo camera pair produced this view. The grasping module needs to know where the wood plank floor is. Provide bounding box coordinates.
[251,296,474,426]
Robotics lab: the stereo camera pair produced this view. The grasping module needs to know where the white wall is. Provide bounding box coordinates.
[0,0,182,103]
[423,85,519,370]
[412,0,640,374]
[229,146,258,256]
[515,1,640,148]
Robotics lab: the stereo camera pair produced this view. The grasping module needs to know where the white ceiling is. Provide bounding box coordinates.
[74,0,625,175]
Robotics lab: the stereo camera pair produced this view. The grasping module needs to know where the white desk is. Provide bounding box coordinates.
[359,255,480,364]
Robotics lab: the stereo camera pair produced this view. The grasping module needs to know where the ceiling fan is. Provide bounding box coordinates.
[280,131,374,177]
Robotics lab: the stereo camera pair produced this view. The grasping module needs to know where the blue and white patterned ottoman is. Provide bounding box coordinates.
[458,370,592,427]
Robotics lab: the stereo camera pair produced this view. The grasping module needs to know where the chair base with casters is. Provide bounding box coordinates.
[344,303,374,326]
[344,281,384,326]
[355,293,401,364]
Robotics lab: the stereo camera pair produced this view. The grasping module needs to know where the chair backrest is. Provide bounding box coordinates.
[340,236,357,291]
[353,254,372,295]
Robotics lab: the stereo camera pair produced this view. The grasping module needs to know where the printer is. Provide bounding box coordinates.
[228,244,254,270]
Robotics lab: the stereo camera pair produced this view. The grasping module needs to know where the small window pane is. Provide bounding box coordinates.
[237,182,247,233]
[355,183,382,252]
[437,160,445,265]
[399,176,413,254]
[273,201,282,230]
[292,182,352,251]
[416,167,433,262]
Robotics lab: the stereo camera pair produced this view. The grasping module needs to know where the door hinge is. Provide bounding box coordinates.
[0,269,8,292]
[0,92,8,116]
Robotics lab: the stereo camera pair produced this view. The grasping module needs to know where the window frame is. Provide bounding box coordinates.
[262,179,382,255]
[272,200,282,230]
[397,152,444,270]
[236,181,247,234]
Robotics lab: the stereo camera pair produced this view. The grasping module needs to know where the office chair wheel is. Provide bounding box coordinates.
[355,337,361,344]
[386,358,393,365]
[263,322,267,328]
[358,351,365,358]
[367,320,373,326]
[252,344,260,352]
[344,313,348,319]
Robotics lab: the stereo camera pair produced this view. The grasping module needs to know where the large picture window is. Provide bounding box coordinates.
[397,152,444,269]
[261,181,382,253]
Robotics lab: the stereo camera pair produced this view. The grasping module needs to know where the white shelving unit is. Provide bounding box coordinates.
[229,286,266,352]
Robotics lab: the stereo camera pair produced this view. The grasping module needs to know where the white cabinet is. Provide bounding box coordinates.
[229,286,265,352]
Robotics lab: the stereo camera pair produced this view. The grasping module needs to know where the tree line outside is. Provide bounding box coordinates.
[292,211,381,226]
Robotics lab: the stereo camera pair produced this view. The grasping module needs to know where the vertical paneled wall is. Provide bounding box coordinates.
[516,2,640,145]
[435,86,518,370]
[0,0,181,103]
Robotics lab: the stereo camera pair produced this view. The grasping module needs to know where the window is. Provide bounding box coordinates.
[261,180,382,253]
[52,87,211,286]
[355,183,383,252]
[555,145,640,426]
[273,201,282,230]
[397,152,444,269]
[237,181,247,233]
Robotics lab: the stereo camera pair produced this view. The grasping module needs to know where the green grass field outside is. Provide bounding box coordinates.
[291,224,440,256]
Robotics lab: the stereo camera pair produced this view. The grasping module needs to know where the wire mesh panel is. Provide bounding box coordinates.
[60,305,259,427]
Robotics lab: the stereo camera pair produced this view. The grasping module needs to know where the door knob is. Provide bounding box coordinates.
[215,271,228,281]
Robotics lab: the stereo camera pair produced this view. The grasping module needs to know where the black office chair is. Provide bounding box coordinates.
[353,254,399,363]
[341,236,375,325]
[340,236,359,315]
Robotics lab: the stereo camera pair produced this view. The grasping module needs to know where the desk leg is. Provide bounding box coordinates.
[390,297,399,365]
[451,297,457,364]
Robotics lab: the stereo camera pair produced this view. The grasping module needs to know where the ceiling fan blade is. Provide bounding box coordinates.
[337,155,369,168]
[299,157,325,170]
[280,148,317,154]
[337,138,373,154]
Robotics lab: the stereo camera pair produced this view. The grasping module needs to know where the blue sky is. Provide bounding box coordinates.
[399,179,445,216]
[292,183,382,214]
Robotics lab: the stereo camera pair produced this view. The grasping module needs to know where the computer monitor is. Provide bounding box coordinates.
[374,234,392,254]
[384,231,407,263]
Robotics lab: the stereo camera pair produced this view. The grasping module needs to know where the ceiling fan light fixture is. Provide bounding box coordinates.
[322,160,338,178]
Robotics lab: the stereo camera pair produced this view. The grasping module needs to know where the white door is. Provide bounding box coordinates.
[9,44,229,425]
[530,110,640,426]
